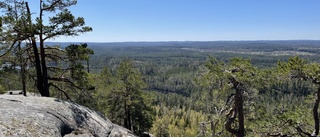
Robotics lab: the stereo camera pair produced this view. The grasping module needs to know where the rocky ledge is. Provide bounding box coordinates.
[0,95,136,137]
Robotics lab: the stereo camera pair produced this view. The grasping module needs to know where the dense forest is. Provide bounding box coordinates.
[1,0,320,136]
[2,40,320,136]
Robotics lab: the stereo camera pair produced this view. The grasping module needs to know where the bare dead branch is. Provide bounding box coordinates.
[49,82,71,100]
[295,125,312,137]
[45,53,67,61]
[44,47,66,53]
[48,77,82,90]
[267,132,291,137]
[20,46,33,54]
[47,66,73,70]
[0,40,18,58]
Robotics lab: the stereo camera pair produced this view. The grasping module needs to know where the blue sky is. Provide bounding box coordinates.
[30,0,320,42]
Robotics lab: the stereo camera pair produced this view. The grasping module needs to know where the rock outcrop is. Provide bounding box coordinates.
[0,95,136,137]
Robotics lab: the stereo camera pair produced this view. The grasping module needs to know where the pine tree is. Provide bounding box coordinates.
[98,59,154,135]
[0,0,92,97]
[204,57,257,137]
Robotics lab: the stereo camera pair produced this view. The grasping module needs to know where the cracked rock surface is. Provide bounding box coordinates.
[0,95,135,137]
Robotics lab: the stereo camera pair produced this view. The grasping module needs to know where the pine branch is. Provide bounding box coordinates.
[49,82,71,100]
[41,0,62,11]
[48,77,82,90]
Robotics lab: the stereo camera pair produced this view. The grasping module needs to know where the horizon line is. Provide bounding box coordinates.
[46,39,320,43]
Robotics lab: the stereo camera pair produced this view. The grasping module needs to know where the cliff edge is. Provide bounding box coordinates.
[0,95,136,137]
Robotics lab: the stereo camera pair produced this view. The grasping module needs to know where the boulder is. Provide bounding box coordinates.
[0,95,136,137]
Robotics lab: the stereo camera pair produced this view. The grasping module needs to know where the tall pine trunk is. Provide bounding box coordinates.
[124,100,128,128]
[128,107,132,131]
[18,42,26,96]
[39,40,50,97]
[226,79,245,137]
[313,87,320,135]
[87,59,90,73]
[38,2,50,97]
[237,91,245,137]
[26,2,46,96]
[124,100,133,131]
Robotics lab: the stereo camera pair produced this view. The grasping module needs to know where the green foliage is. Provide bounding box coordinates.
[202,57,258,136]
[277,56,308,79]
[66,43,94,61]
[94,59,154,136]
[39,0,92,40]
[203,56,257,91]
[31,43,96,108]
[2,37,320,136]
[0,68,24,91]
[229,57,257,85]
[150,105,205,137]
[47,9,92,37]
[0,84,5,94]
[66,43,93,81]
[0,0,92,97]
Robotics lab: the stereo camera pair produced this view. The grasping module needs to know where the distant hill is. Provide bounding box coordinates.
[43,40,320,56]
[45,40,320,48]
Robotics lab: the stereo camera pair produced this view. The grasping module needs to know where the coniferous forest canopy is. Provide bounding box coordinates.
[2,39,320,136]
[1,0,320,136]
